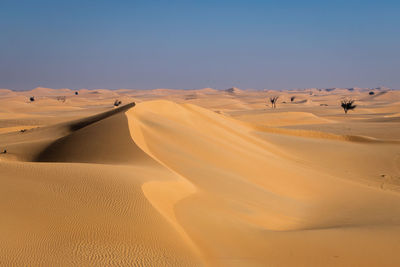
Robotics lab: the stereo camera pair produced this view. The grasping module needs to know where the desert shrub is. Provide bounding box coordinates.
[369,91,375,95]
[114,100,122,107]
[30,96,35,102]
[341,99,357,114]
[290,96,296,102]
[56,96,66,102]
[75,91,79,95]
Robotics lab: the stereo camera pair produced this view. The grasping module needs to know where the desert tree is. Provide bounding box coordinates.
[269,96,279,109]
[75,91,79,95]
[114,100,122,107]
[29,96,35,102]
[369,91,375,95]
[290,96,296,102]
[340,99,357,114]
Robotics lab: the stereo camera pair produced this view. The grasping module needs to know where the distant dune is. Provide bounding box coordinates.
[1,88,400,266]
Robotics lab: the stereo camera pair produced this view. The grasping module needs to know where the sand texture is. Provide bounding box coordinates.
[1,87,400,266]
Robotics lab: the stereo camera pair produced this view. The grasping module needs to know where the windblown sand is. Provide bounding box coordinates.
[0,87,399,266]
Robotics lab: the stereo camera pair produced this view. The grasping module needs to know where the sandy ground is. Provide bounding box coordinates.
[0,87,399,266]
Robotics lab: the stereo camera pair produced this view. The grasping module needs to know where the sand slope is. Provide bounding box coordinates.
[0,104,203,266]
[127,100,400,266]
[1,88,400,266]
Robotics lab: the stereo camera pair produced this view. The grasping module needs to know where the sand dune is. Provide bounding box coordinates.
[1,88,400,266]
[235,111,332,126]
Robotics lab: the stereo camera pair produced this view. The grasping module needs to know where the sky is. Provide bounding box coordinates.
[0,0,399,90]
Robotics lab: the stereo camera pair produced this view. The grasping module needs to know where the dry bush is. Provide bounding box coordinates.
[56,96,66,102]
[114,100,122,107]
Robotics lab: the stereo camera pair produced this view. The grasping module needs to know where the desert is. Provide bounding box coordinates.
[0,87,399,266]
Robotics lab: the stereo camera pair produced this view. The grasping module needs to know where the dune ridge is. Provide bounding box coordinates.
[0,102,204,266]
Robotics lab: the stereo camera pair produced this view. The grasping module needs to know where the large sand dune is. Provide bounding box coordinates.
[0,87,399,266]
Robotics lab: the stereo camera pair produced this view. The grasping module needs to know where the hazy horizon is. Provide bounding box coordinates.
[1,86,398,92]
[1,0,399,90]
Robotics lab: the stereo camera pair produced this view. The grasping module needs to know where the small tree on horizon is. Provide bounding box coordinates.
[341,99,357,114]
[290,96,296,102]
[269,96,279,109]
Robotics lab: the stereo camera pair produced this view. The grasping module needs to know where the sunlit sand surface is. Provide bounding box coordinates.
[1,87,400,266]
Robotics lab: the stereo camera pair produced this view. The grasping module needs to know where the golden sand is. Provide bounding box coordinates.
[0,87,399,266]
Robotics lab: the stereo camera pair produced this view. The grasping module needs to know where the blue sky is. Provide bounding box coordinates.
[0,0,399,90]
